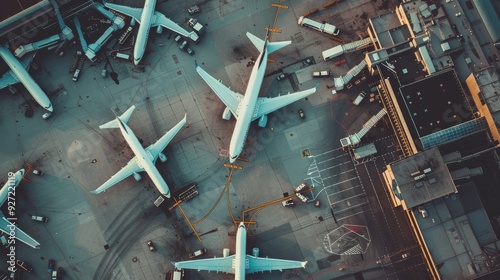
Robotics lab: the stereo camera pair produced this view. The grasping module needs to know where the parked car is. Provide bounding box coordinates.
[15,259,33,272]
[189,248,207,259]
[298,109,305,119]
[146,240,155,251]
[48,259,55,273]
[179,40,188,50]
[31,215,48,223]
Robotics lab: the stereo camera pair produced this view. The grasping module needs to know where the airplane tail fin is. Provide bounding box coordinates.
[246,32,291,54]
[99,105,136,129]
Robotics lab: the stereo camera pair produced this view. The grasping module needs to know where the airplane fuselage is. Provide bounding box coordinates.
[228,45,268,163]
[0,45,53,112]
[133,0,156,64]
[117,119,171,197]
[234,223,247,279]
[0,170,24,206]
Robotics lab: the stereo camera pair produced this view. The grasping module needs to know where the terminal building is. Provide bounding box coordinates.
[355,0,500,279]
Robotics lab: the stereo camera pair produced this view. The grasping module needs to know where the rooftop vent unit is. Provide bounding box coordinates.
[414,174,426,180]
[410,170,421,177]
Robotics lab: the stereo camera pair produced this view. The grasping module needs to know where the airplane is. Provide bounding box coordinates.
[0,169,41,249]
[90,105,186,198]
[103,0,199,65]
[195,32,317,163]
[0,45,53,114]
[173,222,307,279]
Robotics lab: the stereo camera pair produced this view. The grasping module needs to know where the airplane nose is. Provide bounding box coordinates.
[134,59,140,65]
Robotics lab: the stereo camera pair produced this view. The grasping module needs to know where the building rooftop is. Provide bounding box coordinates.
[398,69,472,137]
[474,68,500,134]
[369,11,411,49]
[389,147,457,209]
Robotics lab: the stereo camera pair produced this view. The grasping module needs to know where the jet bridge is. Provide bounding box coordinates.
[14,0,75,58]
[334,59,367,90]
[340,108,387,148]
[75,3,125,62]
[14,34,62,57]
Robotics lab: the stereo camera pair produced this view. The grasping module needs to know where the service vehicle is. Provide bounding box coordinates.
[47,259,55,273]
[186,47,195,55]
[188,248,207,259]
[32,169,43,176]
[179,40,188,51]
[171,268,184,280]
[353,143,377,160]
[312,70,331,77]
[281,198,294,207]
[32,215,48,223]
[352,91,366,105]
[276,73,286,81]
[42,113,52,120]
[298,109,305,119]
[298,16,339,35]
[187,5,200,15]
[72,69,81,82]
[294,182,307,192]
[187,18,204,34]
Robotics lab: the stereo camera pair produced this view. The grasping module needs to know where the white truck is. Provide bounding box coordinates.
[352,91,366,105]
[298,16,340,35]
[171,268,184,280]
[353,143,377,160]
[188,18,204,34]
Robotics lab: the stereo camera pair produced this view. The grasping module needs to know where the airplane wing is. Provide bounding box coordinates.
[90,158,144,194]
[0,216,40,249]
[251,85,317,121]
[0,71,19,89]
[104,3,143,23]
[246,256,307,274]
[146,114,187,163]
[196,63,243,119]
[153,12,194,38]
[0,52,34,89]
[173,256,235,274]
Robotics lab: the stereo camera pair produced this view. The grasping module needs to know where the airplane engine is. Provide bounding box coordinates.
[222,107,232,121]
[223,248,230,257]
[133,172,142,181]
[252,247,259,257]
[158,152,167,163]
[156,25,163,34]
[130,18,136,26]
[257,115,268,127]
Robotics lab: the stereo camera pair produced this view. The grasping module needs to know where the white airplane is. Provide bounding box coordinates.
[173,222,307,279]
[91,105,186,198]
[0,45,53,113]
[196,32,317,163]
[104,0,199,65]
[0,169,41,249]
